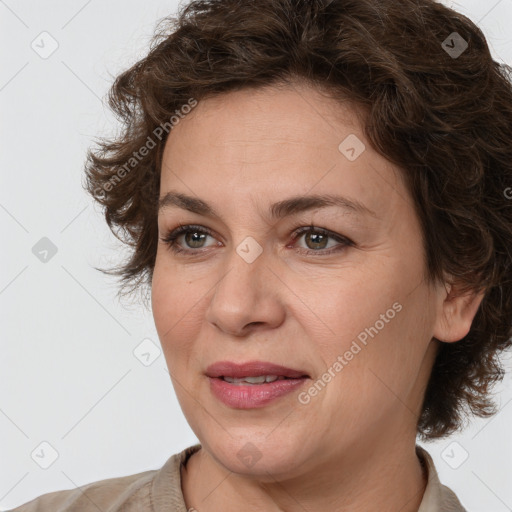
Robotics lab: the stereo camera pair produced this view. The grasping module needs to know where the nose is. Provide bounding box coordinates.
[205,247,285,337]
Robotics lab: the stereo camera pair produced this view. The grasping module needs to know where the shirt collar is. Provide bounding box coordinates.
[416,445,467,511]
[151,444,466,512]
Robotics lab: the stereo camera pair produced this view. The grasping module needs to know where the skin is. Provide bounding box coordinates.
[151,80,484,512]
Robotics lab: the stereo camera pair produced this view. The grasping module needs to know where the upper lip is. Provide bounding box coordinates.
[205,360,310,379]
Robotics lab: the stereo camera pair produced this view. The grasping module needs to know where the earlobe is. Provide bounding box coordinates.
[433,284,486,343]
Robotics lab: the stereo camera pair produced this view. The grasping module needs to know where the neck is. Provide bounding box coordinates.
[181,431,427,512]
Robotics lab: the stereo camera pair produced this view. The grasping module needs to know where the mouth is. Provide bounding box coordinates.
[205,360,310,380]
[220,375,298,385]
[205,361,310,408]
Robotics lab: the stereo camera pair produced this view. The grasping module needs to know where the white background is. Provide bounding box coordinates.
[1,0,511,510]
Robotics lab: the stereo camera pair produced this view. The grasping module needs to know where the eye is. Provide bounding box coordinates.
[160,224,218,254]
[289,225,353,255]
[159,223,353,256]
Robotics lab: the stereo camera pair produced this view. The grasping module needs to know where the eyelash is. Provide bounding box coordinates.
[159,223,353,257]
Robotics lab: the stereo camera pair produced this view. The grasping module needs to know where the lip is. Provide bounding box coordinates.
[205,360,310,409]
[205,360,309,379]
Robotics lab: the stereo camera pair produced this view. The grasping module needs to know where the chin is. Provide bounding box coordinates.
[202,431,306,478]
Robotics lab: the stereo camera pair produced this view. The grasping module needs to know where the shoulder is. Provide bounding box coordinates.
[8,444,202,512]
[8,468,156,512]
[416,445,468,512]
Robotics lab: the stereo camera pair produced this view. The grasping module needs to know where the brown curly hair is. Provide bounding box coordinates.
[83,0,512,439]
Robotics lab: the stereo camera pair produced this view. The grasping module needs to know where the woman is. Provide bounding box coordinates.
[11,0,512,510]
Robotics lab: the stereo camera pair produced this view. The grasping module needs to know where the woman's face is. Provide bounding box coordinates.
[151,82,448,477]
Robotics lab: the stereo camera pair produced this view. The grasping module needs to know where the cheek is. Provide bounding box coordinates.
[292,272,399,354]
[151,261,201,355]
[151,257,227,390]
[302,273,424,391]
[318,293,431,421]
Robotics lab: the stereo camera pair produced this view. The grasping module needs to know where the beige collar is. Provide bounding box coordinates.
[416,445,467,511]
[152,444,466,512]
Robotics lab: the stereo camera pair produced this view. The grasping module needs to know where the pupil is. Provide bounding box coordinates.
[307,232,327,249]
[186,231,206,248]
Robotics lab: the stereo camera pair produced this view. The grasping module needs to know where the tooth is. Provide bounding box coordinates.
[223,375,282,384]
[224,377,245,383]
[243,376,267,384]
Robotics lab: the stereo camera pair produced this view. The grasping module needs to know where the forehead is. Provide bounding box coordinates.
[164,83,362,154]
[159,83,407,222]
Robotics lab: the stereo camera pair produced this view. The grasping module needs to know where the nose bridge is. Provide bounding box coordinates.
[215,237,268,307]
[205,237,282,334]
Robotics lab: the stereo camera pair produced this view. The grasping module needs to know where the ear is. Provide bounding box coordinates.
[433,281,486,343]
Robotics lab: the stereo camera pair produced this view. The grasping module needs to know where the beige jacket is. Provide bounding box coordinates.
[9,444,467,511]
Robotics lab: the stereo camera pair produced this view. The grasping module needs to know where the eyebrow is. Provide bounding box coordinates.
[158,191,377,220]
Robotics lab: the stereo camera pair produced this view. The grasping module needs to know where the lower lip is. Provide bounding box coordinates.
[208,377,308,409]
